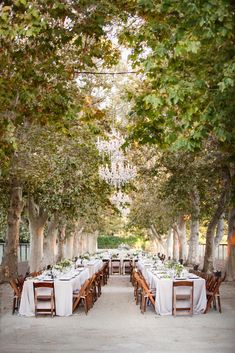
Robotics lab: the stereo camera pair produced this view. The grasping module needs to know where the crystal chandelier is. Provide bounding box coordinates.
[116,205,130,217]
[110,191,132,205]
[99,160,137,189]
[96,128,125,157]
[96,128,136,218]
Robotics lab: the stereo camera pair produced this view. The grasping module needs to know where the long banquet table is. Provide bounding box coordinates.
[138,260,207,315]
[19,259,103,317]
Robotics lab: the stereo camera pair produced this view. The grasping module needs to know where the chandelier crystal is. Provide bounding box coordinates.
[110,191,132,205]
[96,128,125,157]
[96,128,136,218]
[99,160,137,189]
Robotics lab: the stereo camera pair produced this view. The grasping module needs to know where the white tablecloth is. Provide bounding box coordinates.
[19,268,90,317]
[86,259,103,276]
[147,270,207,315]
[137,260,207,315]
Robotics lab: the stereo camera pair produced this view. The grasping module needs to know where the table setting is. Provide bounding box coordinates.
[137,259,207,315]
[19,261,90,317]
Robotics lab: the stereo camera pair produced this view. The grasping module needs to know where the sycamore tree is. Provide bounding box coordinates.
[1,117,113,273]
[119,0,235,274]
[0,0,128,279]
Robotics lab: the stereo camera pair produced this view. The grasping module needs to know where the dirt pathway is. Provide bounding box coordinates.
[0,276,235,353]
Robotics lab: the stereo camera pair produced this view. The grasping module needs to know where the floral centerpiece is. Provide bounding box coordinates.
[165,261,184,277]
[165,260,177,269]
[174,263,184,277]
[54,259,72,271]
[81,253,90,260]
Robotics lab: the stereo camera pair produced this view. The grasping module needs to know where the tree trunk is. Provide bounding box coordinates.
[149,225,166,254]
[214,213,225,248]
[166,228,173,259]
[88,231,98,254]
[187,219,200,265]
[0,179,24,281]
[226,207,235,281]
[42,216,58,268]
[57,224,66,262]
[65,234,74,259]
[176,216,187,261]
[80,233,89,254]
[203,173,231,273]
[187,188,200,266]
[73,226,84,258]
[77,231,85,255]
[173,228,179,261]
[28,197,48,273]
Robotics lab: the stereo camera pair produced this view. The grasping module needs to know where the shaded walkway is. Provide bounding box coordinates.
[0,276,235,353]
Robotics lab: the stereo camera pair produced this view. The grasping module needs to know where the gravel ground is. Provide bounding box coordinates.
[0,275,235,353]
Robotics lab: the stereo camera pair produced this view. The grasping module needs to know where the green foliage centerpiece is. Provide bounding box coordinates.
[54,259,72,272]
[165,260,184,277]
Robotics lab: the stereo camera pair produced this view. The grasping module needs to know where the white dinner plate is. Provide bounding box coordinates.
[175,277,187,280]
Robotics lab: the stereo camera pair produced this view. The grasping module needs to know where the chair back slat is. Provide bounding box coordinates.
[33,281,56,317]
[172,280,194,316]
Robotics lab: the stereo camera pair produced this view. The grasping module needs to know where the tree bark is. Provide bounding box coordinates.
[214,213,225,248]
[226,207,235,281]
[149,224,166,254]
[173,228,179,261]
[203,171,231,273]
[42,216,58,268]
[187,188,200,266]
[57,223,66,262]
[89,231,98,254]
[166,228,173,259]
[0,179,24,281]
[81,233,88,254]
[73,226,84,258]
[176,216,187,261]
[65,234,74,259]
[28,197,48,272]
[77,231,86,255]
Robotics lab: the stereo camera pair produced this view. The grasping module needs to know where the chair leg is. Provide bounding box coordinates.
[141,295,147,314]
[213,297,217,310]
[217,295,222,313]
[83,298,88,315]
[173,293,176,316]
[204,297,213,314]
[12,298,16,315]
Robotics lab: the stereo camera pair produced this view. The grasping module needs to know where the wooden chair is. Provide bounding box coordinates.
[9,278,22,314]
[133,271,143,306]
[139,278,155,314]
[95,270,102,297]
[73,279,93,314]
[172,281,194,316]
[89,273,98,304]
[33,282,56,317]
[111,259,121,275]
[102,259,110,279]
[100,262,108,285]
[204,276,224,314]
[123,259,131,275]
[130,262,134,283]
